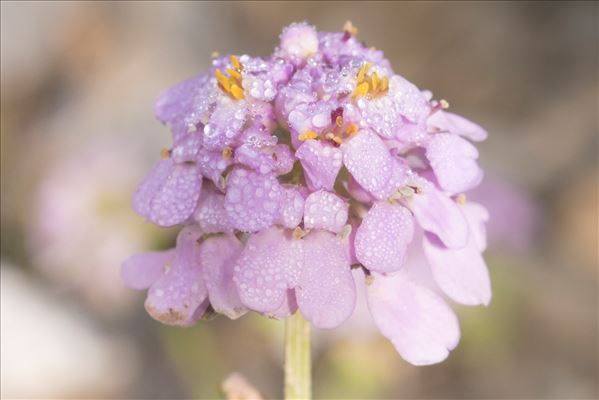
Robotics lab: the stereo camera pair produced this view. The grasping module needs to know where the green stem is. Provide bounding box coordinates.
[284,312,311,400]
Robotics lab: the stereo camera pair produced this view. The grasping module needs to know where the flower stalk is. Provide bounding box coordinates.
[284,312,311,400]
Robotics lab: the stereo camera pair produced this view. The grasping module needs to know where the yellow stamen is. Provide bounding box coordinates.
[371,72,379,91]
[332,136,343,145]
[227,68,241,81]
[343,20,358,36]
[222,146,233,160]
[345,123,358,135]
[215,56,246,100]
[160,148,170,160]
[335,116,344,127]
[440,99,450,109]
[230,55,241,71]
[456,193,467,205]
[380,76,389,92]
[215,69,231,91]
[298,131,319,141]
[325,132,335,140]
[230,84,245,100]
[353,81,370,98]
[356,62,371,83]
[292,227,307,240]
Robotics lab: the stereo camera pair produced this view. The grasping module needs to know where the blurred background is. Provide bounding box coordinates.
[1,1,597,399]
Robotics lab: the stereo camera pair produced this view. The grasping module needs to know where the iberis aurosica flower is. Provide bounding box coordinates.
[122,21,491,365]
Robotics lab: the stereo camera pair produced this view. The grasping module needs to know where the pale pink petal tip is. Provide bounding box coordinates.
[367,271,460,365]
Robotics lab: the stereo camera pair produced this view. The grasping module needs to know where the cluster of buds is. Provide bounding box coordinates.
[122,22,490,365]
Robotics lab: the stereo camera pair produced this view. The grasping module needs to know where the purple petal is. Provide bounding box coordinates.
[196,147,231,190]
[233,227,303,312]
[224,168,282,232]
[233,143,294,175]
[388,75,431,123]
[296,231,356,329]
[264,289,298,319]
[342,131,393,195]
[171,133,202,163]
[154,72,214,140]
[200,234,248,319]
[279,22,319,60]
[356,75,430,139]
[370,158,411,200]
[347,175,375,204]
[234,144,276,174]
[133,159,202,227]
[237,124,278,148]
[296,139,343,191]
[463,202,489,252]
[303,190,348,234]
[121,249,175,290]
[193,184,233,233]
[355,202,414,273]
[145,226,208,326]
[395,121,428,144]
[407,180,469,249]
[422,203,491,306]
[426,133,483,193]
[277,185,306,229]
[203,98,247,151]
[132,158,172,218]
[366,270,460,365]
[272,144,295,175]
[427,110,488,142]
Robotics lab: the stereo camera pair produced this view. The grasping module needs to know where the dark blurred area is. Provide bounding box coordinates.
[1,2,597,399]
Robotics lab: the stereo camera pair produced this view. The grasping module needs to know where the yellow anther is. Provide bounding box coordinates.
[292,227,307,240]
[298,131,319,141]
[222,146,233,161]
[343,20,358,36]
[227,68,242,81]
[335,115,344,127]
[345,123,359,136]
[230,55,241,71]
[440,99,450,109]
[325,132,335,140]
[356,62,371,83]
[215,69,231,91]
[456,193,467,205]
[230,84,245,100]
[371,72,379,91]
[215,56,246,100]
[353,81,370,98]
[160,148,171,160]
[380,76,389,92]
[332,136,344,145]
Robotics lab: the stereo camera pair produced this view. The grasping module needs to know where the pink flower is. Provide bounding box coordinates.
[122,226,247,324]
[123,21,491,365]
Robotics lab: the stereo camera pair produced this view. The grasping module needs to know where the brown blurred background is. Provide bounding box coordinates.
[1,1,597,399]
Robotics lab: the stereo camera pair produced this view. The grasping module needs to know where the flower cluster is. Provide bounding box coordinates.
[122,22,491,365]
